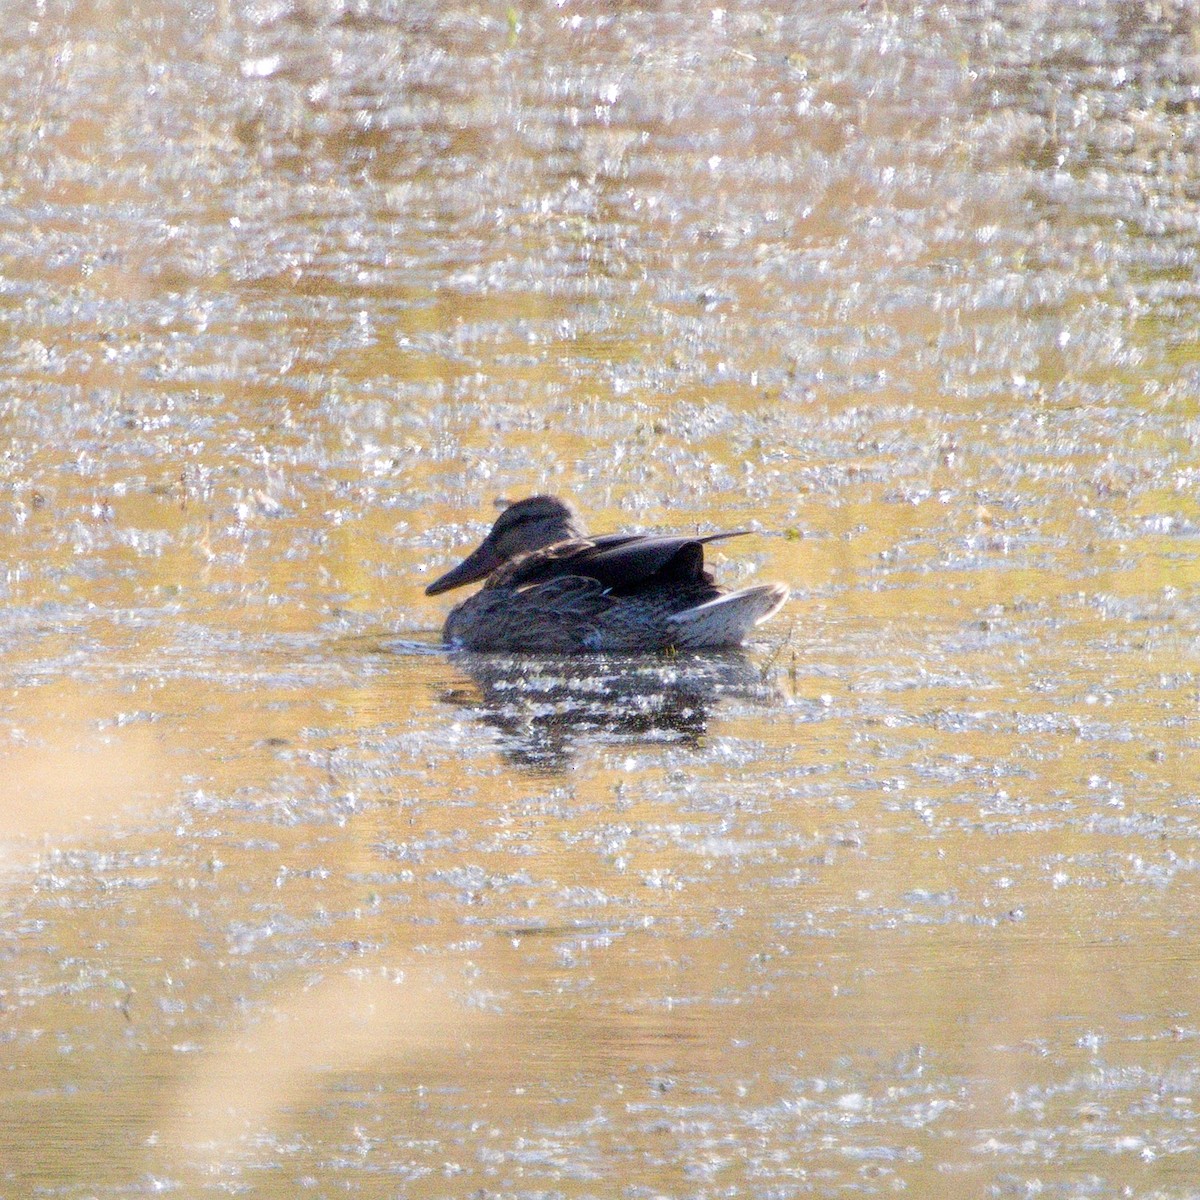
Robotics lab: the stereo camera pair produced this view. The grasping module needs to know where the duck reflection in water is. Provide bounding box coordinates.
[439,648,776,772]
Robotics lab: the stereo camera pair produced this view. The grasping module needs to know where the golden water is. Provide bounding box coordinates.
[3,2,1200,1196]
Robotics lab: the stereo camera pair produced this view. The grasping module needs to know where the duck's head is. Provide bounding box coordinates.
[425,495,585,595]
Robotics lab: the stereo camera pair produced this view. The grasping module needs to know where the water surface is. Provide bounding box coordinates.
[3,1,1200,1196]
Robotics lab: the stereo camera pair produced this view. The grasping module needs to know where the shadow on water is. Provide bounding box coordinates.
[434,648,778,772]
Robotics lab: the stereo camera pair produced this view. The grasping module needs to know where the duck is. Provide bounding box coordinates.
[424,495,788,653]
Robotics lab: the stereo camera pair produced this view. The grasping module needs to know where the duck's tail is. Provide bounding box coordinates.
[665,583,790,649]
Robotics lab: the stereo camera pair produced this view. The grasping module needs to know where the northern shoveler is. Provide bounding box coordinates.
[425,495,789,653]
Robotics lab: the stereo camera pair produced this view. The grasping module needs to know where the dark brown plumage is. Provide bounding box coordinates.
[425,496,788,653]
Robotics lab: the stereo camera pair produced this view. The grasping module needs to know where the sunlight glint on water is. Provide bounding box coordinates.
[2,2,1200,1196]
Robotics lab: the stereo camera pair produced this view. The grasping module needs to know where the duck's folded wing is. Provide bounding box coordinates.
[503,530,750,592]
